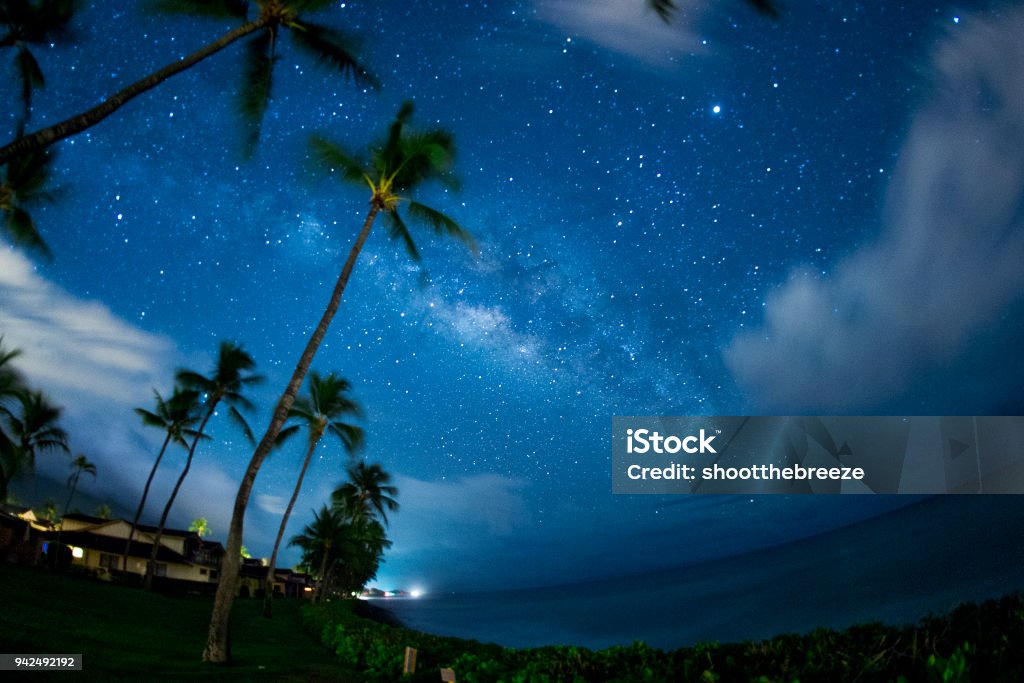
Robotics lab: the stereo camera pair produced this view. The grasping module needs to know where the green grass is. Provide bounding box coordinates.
[0,563,358,681]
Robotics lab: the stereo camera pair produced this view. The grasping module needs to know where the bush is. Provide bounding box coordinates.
[303,593,1024,682]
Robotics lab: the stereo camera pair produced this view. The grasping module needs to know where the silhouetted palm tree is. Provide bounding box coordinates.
[263,371,362,617]
[330,512,390,596]
[289,504,346,602]
[204,101,472,662]
[56,453,95,548]
[62,453,95,515]
[0,0,77,135]
[0,388,68,502]
[145,341,261,589]
[123,386,204,571]
[0,0,376,165]
[332,461,398,526]
[0,148,57,257]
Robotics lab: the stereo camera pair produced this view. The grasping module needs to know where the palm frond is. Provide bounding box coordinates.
[175,370,215,393]
[238,28,276,158]
[150,0,249,20]
[288,19,378,90]
[3,206,51,257]
[228,405,255,445]
[309,136,367,185]
[406,201,477,255]
[327,422,363,452]
[15,45,45,124]
[275,424,301,449]
[383,209,420,262]
[5,147,57,200]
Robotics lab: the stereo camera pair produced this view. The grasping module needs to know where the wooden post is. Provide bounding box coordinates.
[403,646,417,674]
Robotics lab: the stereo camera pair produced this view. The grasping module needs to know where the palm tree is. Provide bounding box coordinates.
[331,461,398,526]
[0,0,376,165]
[0,0,77,136]
[56,453,95,548]
[331,512,390,596]
[204,101,473,662]
[62,453,95,516]
[189,517,210,537]
[289,504,346,602]
[145,341,261,590]
[0,148,57,257]
[263,371,363,617]
[123,386,204,571]
[0,388,69,501]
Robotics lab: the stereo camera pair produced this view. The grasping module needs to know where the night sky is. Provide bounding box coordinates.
[3,1,1023,593]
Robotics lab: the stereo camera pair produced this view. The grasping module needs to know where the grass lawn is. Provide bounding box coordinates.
[0,563,358,681]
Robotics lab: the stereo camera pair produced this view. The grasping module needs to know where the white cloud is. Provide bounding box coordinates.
[256,493,288,516]
[387,473,532,556]
[724,10,1024,411]
[0,249,177,405]
[535,0,708,64]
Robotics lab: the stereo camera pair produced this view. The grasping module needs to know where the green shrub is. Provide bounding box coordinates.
[302,593,1024,683]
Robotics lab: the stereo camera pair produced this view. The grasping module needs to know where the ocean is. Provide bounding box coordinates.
[376,495,1024,650]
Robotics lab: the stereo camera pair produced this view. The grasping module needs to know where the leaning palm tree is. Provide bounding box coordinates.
[0,0,376,165]
[0,0,77,136]
[331,461,399,526]
[56,453,95,549]
[122,386,204,572]
[204,101,474,662]
[263,371,362,617]
[62,453,95,516]
[0,388,69,501]
[145,341,261,590]
[0,148,57,256]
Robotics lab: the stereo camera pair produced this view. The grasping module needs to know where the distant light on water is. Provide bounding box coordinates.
[410,587,425,598]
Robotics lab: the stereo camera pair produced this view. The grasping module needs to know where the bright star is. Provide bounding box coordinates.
[712,104,721,114]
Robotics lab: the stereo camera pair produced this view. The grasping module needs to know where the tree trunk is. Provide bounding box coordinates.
[123,431,173,573]
[55,471,79,550]
[145,404,216,590]
[262,437,319,618]
[315,543,333,604]
[0,19,270,165]
[203,203,380,663]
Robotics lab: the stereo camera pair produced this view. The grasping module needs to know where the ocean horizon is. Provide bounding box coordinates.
[377,495,1024,650]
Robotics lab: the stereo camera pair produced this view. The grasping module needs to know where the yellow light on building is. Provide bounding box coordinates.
[71,547,84,559]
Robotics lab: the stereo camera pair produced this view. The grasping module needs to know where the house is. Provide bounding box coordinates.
[238,557,314,599]
[55,513,224,588]
[0,504,51,565]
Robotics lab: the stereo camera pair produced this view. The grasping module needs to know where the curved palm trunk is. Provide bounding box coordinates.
[0,18,270,165]
[55,470,81,549]
[145,405,216,591]
[203,203,381,662]
[122,431,173,573]
[262,437,319,618]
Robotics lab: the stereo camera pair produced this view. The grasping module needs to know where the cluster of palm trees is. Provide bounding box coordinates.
[0,336,102,530]
[124,339,392,617]
[0,337,69,505]
[289,461,397,603]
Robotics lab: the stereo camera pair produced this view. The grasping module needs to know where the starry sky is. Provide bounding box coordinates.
[3,0,1023,593]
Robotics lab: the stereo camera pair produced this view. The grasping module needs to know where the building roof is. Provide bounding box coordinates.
[62,513,196,539]
[53,530,192,565]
